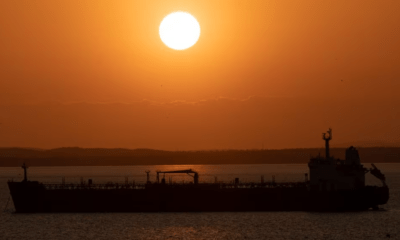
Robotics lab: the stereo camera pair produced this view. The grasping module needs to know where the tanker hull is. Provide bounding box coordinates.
[8,182,389,213]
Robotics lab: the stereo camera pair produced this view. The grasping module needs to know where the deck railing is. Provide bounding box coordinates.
[41,181,308,190]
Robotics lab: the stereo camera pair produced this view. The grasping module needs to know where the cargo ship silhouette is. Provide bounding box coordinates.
[8,129,389,212]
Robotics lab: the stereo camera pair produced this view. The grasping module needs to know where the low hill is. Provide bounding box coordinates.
[0,147,399,167]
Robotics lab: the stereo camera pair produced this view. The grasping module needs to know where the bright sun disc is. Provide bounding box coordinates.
[159,12,200,50]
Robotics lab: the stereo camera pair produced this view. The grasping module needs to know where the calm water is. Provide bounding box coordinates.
[1,164,399,239]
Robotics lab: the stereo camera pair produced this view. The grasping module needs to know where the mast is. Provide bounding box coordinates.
[322,128,332,159]
[145,170,151,184]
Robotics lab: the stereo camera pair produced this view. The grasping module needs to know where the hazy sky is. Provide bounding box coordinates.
[1,1,399,150]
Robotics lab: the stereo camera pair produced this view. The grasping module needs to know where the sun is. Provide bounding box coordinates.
[159,12,200,50]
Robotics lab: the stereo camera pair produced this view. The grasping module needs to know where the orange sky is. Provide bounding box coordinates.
[1,1,399,150]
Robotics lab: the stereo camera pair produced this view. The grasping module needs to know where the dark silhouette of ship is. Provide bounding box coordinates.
[7,129,389,212]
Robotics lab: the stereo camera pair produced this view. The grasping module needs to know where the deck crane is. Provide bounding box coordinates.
[156,169,199,184]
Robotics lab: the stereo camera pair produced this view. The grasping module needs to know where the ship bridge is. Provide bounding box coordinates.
[308,129,386,191]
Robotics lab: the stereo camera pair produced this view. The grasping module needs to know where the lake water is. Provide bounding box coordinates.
[1,164,399,239]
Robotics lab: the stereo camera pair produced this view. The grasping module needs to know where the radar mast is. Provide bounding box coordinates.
[322,128,332,159]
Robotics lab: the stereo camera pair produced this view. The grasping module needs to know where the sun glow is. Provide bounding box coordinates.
[159,12,200,50]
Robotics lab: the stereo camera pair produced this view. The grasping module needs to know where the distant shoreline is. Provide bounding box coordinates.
[1,147,399,167]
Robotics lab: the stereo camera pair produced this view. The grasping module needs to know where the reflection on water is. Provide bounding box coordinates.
[1,164,399,239]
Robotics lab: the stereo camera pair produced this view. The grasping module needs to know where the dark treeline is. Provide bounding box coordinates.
[0,147,399,167]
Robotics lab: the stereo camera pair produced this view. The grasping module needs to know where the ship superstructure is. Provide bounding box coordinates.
[309,129,381,191]
[8,129,389,212]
